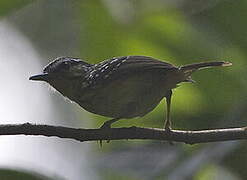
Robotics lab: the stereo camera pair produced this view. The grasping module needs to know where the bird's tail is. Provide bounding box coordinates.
[179,61,232,82]
[180,61,232,72]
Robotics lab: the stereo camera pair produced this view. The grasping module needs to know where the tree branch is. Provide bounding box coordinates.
[1,123,247,144]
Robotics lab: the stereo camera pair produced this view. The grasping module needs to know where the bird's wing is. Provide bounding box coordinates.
[86,56,177,88]
[95,56,177,74]
[121,56,176,70]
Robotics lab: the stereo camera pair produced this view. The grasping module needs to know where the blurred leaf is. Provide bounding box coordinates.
[0,168,56,180]
[224,143,247,179]
[0,0,34,17]
[77,1,123,61]
[195,164,240,180]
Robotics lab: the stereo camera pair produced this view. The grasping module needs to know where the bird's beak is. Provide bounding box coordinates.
[29,73,49,81]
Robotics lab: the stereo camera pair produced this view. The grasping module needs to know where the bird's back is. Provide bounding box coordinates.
[78,56,180,118]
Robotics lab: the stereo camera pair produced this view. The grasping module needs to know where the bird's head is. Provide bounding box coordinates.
[29,57,92,99]
[29,57,91,83]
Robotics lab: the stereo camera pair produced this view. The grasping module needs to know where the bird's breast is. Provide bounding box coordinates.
[77,70,180,118]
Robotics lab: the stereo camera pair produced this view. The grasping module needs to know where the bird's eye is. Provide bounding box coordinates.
[60,61,70,70]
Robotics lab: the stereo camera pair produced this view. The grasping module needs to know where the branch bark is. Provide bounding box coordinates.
[0,123,247,144]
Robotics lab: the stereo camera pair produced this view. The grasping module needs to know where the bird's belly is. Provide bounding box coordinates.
[78,73,175,118]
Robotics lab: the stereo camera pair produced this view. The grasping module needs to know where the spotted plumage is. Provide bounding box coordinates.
[29,56,231,129]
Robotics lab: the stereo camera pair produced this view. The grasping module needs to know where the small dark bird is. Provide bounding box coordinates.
[29,56,232,129]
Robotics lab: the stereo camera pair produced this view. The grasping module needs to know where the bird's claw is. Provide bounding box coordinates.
[100,121,112,129]
[99,122,113,145]
[164,125,173,145]
[165,126,171,132]
[164,122,171,131]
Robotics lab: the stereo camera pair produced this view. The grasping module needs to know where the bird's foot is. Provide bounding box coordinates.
[99,121,113,145]
[99,118,120,144]
[100,121,112,129]
[164,124,173,145]
[100,118,120,129]
[164,122,172,132]
[165,126,171,132]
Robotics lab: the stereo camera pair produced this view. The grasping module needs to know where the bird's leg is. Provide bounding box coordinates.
[164,90,172,130]
[100,118,121,145]
[100,118,120,129]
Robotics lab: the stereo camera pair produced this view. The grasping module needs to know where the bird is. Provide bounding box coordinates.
[29,56,232,130]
